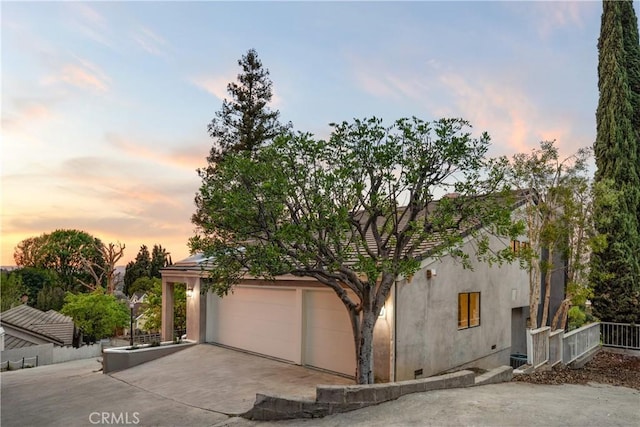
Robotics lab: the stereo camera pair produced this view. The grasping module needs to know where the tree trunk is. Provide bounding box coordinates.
[356,310,376,384]
[551,298,570,330]
[529,267,540,329]
[540,248,553,327]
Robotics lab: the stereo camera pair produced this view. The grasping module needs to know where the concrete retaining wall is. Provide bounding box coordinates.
[244,370,475,421]
[473,366,513,386]
[103,341,195,374]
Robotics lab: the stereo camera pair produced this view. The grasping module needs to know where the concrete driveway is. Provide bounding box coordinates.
[1,344,351,427]
[2,344,639,427]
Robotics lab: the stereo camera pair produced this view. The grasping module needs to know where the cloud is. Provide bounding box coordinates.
[507,1,593,39]
[66,3,113,49]
[43,59,110,92]
[1,154,200,265]
[105,133,208,171]
[132,26,168,57]
[191,74,235,101]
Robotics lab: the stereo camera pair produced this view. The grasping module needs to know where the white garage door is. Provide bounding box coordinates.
[304,290,356,376]
[206,287,298,362]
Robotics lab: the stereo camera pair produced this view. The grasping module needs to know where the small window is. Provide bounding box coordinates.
[510,240,530,254]
[458,292,481,329]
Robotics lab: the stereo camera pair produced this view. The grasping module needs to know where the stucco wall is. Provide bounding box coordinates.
[395,233,529,380]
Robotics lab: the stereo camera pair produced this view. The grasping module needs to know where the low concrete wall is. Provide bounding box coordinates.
[244,370,475,421]
[103,341,195,374]
[568,346,600,370]
[473,366,513,386]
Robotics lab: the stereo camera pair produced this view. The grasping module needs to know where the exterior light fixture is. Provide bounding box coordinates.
[186,284,194,298]
[379,304,386,318]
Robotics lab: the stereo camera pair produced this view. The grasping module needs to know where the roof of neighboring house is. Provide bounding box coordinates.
[4,334,35,349]
[0,305,74,347]
[131,292,147,303]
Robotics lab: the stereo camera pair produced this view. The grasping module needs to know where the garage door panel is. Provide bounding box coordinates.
[207,287,298,362]
[304,291,356,377]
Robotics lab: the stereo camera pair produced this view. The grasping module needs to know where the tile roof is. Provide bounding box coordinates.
[0,305,74,346]
[165,191,528,274]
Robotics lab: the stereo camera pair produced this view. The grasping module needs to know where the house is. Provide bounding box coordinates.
[161,210,545,381]
[125,292,149,334]
[0,305,76,349]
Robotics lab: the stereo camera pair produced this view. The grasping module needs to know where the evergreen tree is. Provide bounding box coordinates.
[123,245,151,296]
[194,49,291,231]
[150,244,171,278]
[591,0,640,323]
[204,48,290,166]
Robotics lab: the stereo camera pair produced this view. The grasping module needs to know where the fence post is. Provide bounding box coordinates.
[22,357,25,369]
[36,355,39,367]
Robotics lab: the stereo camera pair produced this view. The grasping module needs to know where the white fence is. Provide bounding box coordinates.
[548,329,564,366]
[1,343,102,370]
[526,322,601,371]
[526,327,550,368]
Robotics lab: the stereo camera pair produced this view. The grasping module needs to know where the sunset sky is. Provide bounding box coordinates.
[1,1,624,266]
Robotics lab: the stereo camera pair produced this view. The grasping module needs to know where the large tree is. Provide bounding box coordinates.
[190,117,521,384]
[61,288,129,343]
[14,230,106,293]
[0,270,26,312]
[78,242,125,295]
[124,245,151,295]
[124,244,172,295]
[591,0,640,323]
[202,48,290,167]
[508,141,599,330]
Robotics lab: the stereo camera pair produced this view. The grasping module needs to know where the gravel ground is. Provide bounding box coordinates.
[513,349,640,390]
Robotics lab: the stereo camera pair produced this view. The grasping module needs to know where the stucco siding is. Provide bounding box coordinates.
[395,233,529,380]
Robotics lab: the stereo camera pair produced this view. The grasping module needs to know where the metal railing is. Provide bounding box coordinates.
[601,322,640,350]
[133,330,186,344]
[562,322,600,364]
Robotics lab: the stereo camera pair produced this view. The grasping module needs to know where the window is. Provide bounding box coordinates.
[458,292,481,329]
[510,240,530,254]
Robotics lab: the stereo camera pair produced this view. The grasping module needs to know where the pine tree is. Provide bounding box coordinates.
[205,48,290,166]
[194,49,291,230]
[124,245,151,296]
[591,0,640,323]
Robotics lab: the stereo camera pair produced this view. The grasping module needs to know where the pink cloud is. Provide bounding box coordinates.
[106,133,208,171]
[43,59,110,92]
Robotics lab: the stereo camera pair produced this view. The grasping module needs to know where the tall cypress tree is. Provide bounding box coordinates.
[591,0,640,323]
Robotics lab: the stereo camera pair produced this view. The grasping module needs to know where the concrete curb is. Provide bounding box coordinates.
[243,370,478,421]
[568,346,601,370]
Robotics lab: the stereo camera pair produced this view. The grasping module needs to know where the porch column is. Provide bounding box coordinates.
[186,277,206,343]
[161,277,174,341]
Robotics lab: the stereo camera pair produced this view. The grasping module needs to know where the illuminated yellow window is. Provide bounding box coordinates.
[458,292,481,329]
